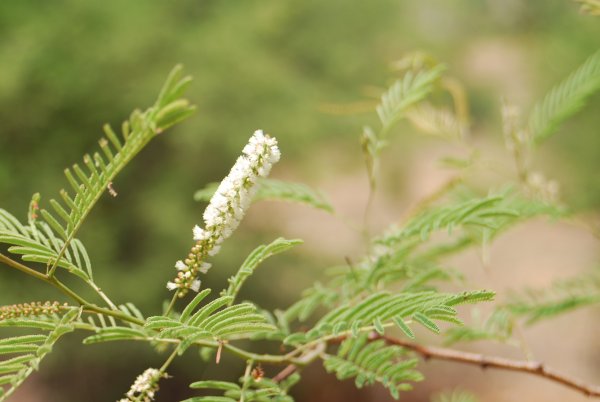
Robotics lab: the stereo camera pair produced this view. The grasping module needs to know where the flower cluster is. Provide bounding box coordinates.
[118,368,163,402]
[0,301,69,320]
[167,130,280,297]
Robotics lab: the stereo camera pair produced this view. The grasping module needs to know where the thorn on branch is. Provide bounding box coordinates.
[216,341,225,364]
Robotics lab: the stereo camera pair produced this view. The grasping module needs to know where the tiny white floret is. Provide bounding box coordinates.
[191,279,201,292]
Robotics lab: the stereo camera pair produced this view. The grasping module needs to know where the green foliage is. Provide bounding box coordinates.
[529,50,600,143]
[194,178,334,214]
[0,309,78,401]
[362,63,447,188]
[376,64,447,133]
[185,373,299,402]
[376,191,560,248]
[432,389,479,402]
[223,238,303,304]
[0,24,598,399]
[576,0,600,16]
[145,290,275,354]
[0,206,92,280]
[406,102,465,140]
[83,325,149,345]
[81,304,148,344]
[0,66,195,285]
[284,290,494,345]
[39,65,195,277]
[506,267,600,323]
[323,333,422,400]
[444,308,514,345]
[280,282,340,325]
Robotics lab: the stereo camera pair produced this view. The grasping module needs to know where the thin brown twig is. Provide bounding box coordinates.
[376,334,600,398]
[273,333,600,397]
[273,364,298,383]
[272,342,326,383]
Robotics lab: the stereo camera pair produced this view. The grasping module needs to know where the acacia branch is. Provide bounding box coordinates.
[273,333,600,398]
[273,364,298,383]
[376,334,600,398]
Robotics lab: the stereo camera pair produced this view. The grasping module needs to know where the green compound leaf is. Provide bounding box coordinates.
[0,207,92,281]
[413,312,440,334]
[506,267,600,324]
[324,333,422,400]
[223,237,303,304]
[376,64,446,131]
[0,309,78,401]
[41,65,195,278]
[146,296,275,354]
[285,290,493,344]
[530,50,600,143]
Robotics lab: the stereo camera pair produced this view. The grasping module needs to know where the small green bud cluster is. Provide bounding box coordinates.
[0,301,69,320]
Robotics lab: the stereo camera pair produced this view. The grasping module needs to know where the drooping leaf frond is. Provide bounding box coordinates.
[362,62,447,191]
[407,102,465,139]
[506,268,600,324]
[379,195,516,245]
[41,65,195,277]
[323,333,422,400]
[284,290,494,345]
[145,290,275,353]
[194,178,334,214]
[223,237,302,304]
[376,64,446,132]
[0,309,78,401]
[358,192,563,292]
[376,191,561,248]
[529,50,600,143]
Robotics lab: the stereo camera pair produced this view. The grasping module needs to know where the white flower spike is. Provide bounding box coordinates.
[167,130,280,297]
[118,367,163,402]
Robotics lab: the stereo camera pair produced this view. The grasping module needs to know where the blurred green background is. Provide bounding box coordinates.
[0,1,598,401]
